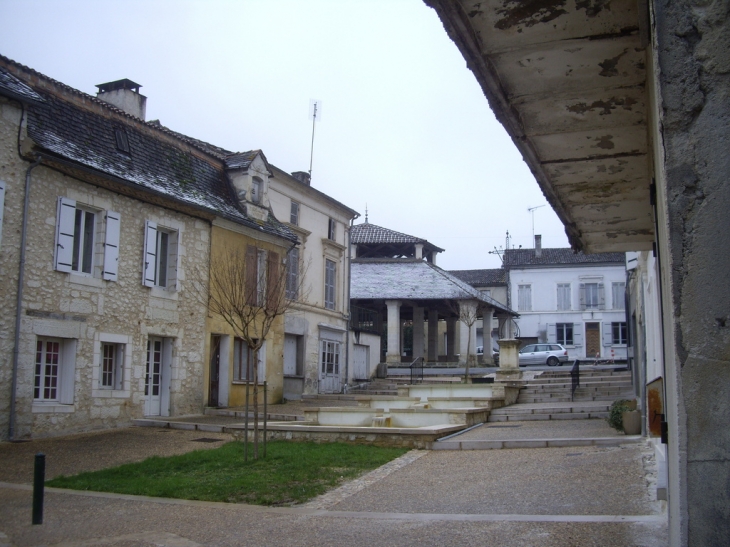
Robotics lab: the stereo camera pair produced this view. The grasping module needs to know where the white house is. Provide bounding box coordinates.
[504,237,627,361]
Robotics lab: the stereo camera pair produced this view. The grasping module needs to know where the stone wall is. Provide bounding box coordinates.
[653,2,730,545]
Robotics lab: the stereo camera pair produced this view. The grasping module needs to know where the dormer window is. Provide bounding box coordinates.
[251,177,262,204]
[114,128,130,153]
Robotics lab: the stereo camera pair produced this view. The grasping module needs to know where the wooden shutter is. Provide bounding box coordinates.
[114,344,125,390]
[598,283,606,310]
[142,221,157,287]
[160,338,173,417]
[167,230,179,291]
[59,339,77,405]
[603,323,613,346]
[266,251,280,310]
[579,283,586,310]
[0,180,5,249]
[54,197,76,272]
[102,211,121,281]
[573,323,583,347]
[245,245,258,305]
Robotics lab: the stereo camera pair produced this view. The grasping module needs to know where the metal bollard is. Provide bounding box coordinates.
[32,453,45,525]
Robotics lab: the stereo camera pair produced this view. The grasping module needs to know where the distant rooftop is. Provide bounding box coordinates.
[504,248,626,267]
[449,268,506,287]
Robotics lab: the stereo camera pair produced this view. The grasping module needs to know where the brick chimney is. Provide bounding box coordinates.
[96,79,146,120]
[292,171,311,185]
[535,234,542,257]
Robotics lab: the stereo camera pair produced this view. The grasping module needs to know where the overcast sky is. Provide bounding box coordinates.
[0,0,571,270]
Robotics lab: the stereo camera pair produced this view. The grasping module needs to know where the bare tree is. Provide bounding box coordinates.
[194,241,304,459]
[449,299,480,383]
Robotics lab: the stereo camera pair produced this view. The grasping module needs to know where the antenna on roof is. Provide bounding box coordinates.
[528,205,546,246]
[365,204,369,223]
[308,99,322,179]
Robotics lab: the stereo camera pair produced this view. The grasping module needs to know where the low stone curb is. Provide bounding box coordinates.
[433,436,644,450]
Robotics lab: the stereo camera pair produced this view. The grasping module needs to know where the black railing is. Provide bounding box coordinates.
[410,357,424,384]
[570,360,581,402]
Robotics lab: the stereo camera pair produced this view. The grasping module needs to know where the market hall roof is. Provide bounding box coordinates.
[0,56,296,243]
[352,259,516,316]
[351,222,445,257]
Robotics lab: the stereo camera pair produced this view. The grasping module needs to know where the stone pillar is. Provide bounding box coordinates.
[385,300,402,364]
[412,306,424,360]
[496,314,522,380]
[458,301,477,366]
[427,309,439,363]
[446,317,457,362]
[483,308,495,365]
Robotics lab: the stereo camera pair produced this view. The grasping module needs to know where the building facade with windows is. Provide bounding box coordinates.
[0,57,295,439]
[267,167,358,396]
[504,241,627,361]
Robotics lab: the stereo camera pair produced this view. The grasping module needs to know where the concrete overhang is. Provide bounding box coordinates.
[424,0,654,253]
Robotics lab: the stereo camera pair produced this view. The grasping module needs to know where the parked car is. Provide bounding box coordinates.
[477,346,500,366]
[518,344,569,366]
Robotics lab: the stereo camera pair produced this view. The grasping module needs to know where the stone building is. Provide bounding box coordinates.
[424,1,729,544]
[0,56,295,439]
[267,167,359,397]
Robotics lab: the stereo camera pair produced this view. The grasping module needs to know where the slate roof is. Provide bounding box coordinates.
[0,66,44,104]
[0,56,296,243]
[351,222,444,253]
[351,259,515,315]
[449,268,506,287]
[504,248,625,268]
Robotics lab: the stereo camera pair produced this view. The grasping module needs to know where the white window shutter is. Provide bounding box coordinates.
[55,197,76,272]
[160,338,173,417]
[143,221,157,287]
[103,211,121,281]
[598,283,606,310]
[114,344,125,390]
[167,230,179,291]
[603,323,613,346]
[0,180,5,249]
[573,323,583,347]
[59,339,77,405]
[547,324,556,343]
[579,283,586,310]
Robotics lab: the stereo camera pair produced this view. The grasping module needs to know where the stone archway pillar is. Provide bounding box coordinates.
[412,306,425,360]
[385,300,402,364]
[446,317,457,362]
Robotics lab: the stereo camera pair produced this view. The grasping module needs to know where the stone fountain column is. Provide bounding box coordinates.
[496,315,523,381]
[385,300,402,364]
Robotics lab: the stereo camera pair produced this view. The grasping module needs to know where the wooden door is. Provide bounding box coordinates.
[585,323,601,358]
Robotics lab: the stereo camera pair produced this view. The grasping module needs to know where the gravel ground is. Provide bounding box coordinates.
[453,419,624,441]
[328,444,657,516]
[0,428,232,484]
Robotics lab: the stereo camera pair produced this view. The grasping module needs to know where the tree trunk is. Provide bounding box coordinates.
[253,347,259,459]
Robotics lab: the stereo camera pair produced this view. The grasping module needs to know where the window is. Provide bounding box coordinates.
[286,247,299,300]
[320,340,340,375]
[580,282,605,310]
[328,218,336,240]
[34,337,76,404]
[612,282,626,310]
[325,259,336,310]
[612,322,628,345]
[556,323,574,345]
[251,177,262,204]
[114,127,130,153]
[100,342,124,390]
[290,201,300,225]
[143,221,178,289]
[55,198,120,281]
[518,284,532,311]
[233,338,265,382]
[557,283,571,311]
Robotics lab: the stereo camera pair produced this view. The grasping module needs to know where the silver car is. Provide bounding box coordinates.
[518,344,569,366]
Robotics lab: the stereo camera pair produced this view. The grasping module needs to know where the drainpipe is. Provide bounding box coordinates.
[343,213,360,392]
[9,156,42,441]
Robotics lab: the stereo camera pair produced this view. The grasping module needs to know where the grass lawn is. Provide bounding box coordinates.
[46,441,408,506]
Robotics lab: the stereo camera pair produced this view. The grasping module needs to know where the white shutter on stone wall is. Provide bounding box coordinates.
[598,283,606,310]
[143,221,158,287]
[0,181,5,249]
[59,339,77,405]
[603,323,613,346]
[573,323,583,347]
[166,230,179,291]
[55,197,76,272]
[103,211,121,281]
[579,283,586,310]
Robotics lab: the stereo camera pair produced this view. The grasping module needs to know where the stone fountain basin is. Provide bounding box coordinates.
[397,383,521,405]
[303,406,490,428]
[355,395,505,412]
